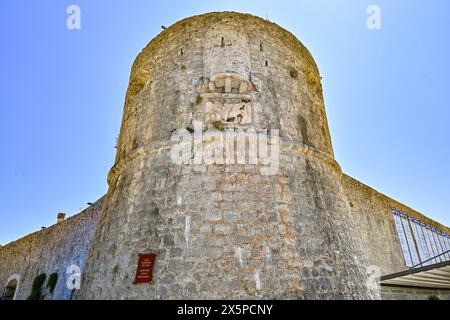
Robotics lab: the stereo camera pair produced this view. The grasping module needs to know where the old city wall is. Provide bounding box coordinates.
[343,174,449,276]
[76,12,378,300]
[0,198,103,300]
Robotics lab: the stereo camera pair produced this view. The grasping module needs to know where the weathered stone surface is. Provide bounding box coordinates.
[343,175,449,275]
[0,199,103,300]
[1,11,448,301]
[381,286,450,300]
[75,12,379,300]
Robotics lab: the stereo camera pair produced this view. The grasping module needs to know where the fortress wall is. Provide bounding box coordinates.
[76,12,378,300]
[0,198,103,300]
[2,11,447,301]
[381,286,450,300]
[342,174,449,275]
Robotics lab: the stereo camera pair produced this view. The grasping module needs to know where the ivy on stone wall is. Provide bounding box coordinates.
[47,273,58,295]
[27,273,46,300]
[429,293,442,300]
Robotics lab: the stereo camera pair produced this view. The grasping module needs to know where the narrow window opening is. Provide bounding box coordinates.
[265,61,269,67]
[221,37,225,48]
[181,49,183,55]
[2,279,18,300]
[260,42,263,52]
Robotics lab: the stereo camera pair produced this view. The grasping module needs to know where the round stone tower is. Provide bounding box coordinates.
[76,12,379,300]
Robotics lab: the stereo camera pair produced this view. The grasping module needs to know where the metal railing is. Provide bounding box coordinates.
[411,250,450,269]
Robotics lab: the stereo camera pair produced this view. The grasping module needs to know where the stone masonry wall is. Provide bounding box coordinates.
[76,12,378,300]
[2,12,447,301]
[0,198,103,300]
[381,286,450,300]
[342,174,449,275]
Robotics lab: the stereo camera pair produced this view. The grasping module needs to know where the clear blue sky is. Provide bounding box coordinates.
[0,0,449,245]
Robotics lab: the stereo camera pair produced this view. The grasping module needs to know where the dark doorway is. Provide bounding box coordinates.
[1,279,18,300]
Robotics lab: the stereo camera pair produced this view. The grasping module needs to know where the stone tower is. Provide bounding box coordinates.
[76,12,379,300]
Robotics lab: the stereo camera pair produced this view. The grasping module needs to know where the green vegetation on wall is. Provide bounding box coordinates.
[47,273,58,295]
[27,273,46,300]
[429,292,442,300]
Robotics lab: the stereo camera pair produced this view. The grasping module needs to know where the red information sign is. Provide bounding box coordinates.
[134,253,156,284]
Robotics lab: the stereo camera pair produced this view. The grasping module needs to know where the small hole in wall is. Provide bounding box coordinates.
[181,49,183,55]
[290,69,298,79]
[265,61,269,67]
[221,37,225,47]
[260,42,263,52]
